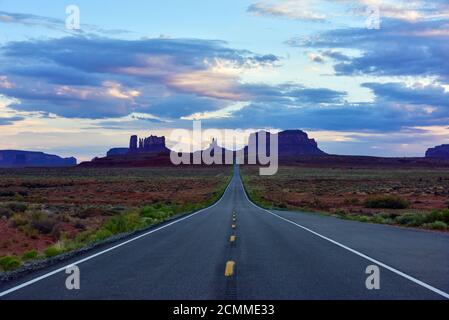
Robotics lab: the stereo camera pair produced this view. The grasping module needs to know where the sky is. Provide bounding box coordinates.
[0,0,448,161]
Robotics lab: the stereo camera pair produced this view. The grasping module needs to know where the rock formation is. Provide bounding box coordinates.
[138,135,168,153]
[82,130,449,168]
[426,144,449,159]
[0,150,77,168]
[105,134,169,157]
[129,135,138,151]
[107,148,129,157]
[246,130,326,157]
[278,130,326,156]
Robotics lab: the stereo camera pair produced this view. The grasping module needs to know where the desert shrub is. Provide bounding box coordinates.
[379,212,401,219]
[19,224,39,239]
[22,250,39,261]
[0,191,15,197]
[50,224,62,240]
[17,190,28,197]
[356,216,371,223]
[344,198,360,205]
[30,212,58,235]
[73,231,90,244]
[9,213,28,228]
[0,207,13,218]
[382,218,395,225]
[103,212,142,234]
[371,215,387,224]
[365,196,410,209]
[334,208,347,216]
[423,221,448,231]
[20,182,48,189]
[442,209,449,223]
[140,205,173,221]
[111,206,127,213]
[14,194,25,201]
[90,229,113,242]
[275,202,288,209]
[6,202,28,213]
[0,256,21,271]
[425,209,449,224]
[74,221,86,230]
[395,213,426,227]
[44,246,62,258]
[76,207,114,219]
[177,202,201,213]
[311,198,327,210]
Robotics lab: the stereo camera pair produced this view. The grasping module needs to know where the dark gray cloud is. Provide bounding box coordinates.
[0,36,279,119]
[287,18,449,81]
[1,16,447,136]
[206,102,400,131]
[363,82,449,108]
[4,65,103,86]
[0,35,348,122]
[2,37,274,79]
[142,95,230,118]
[0,116,24,125]
[321,50,351,62]
[205,81,449,132]
[236,83,347,105]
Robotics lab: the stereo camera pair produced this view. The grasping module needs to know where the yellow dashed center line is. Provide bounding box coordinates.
[225,261,235,277]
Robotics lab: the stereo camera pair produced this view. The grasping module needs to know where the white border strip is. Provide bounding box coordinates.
[0,177,235,298]
[240,181,449,299]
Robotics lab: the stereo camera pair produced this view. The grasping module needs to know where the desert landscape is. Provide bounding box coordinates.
[1,1,449,301]
[0,166,231,272]
[242,165,449,230]
[2,130,449,273]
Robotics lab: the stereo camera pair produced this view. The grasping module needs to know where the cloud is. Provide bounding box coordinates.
[1,35,352,124]
[248,0,449,22]
[308,53,326,64]
[0,36,278,119]
[140,95,230,118]
[0,10,131,35]
[205,81,449,132]
[288,18,449,81]
[362,82,449,109]
[235,83,347,105]
[247,0,326,21]
[320,50,351,62]
[0,116,24,125]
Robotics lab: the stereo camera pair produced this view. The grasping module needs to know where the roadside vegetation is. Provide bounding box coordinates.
[0,166,231,272]
[242,165,449,232]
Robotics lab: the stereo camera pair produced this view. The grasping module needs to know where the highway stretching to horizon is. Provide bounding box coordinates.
[1,167,448,300]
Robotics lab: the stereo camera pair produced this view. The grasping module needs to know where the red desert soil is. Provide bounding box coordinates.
[0,220,54,257]
[23,179,222,206]
[242,166,449,215]
[0,167,231,259]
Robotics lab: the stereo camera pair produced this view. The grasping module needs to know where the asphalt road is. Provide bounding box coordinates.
[1,167,448,300]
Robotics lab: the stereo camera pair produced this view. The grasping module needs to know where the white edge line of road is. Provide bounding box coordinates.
[240,180,449,300]
[0,176,235,298]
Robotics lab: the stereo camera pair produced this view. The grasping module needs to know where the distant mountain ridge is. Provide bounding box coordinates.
[84,129,449,168]
[0,150,77,168]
